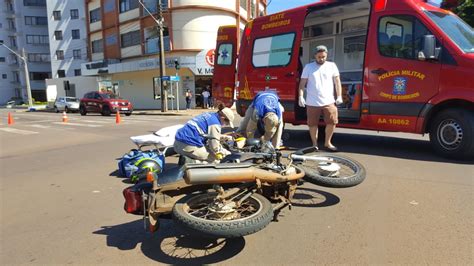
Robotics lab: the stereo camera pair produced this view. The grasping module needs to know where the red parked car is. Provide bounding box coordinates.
[80,91,133,116]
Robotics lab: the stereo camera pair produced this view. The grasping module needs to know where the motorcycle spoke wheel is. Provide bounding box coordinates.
[299,153,366,188]
[173,192,273,238]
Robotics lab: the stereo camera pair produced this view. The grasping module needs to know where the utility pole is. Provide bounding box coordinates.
[157,0,167,112]
[138,0,167,112]
[0,41,33,108]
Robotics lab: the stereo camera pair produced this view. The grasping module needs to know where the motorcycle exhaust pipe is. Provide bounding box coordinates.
[184,165,305,185]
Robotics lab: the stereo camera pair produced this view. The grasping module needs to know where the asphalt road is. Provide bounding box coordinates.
[0,109,472,265]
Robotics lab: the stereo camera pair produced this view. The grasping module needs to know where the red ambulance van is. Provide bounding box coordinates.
[212,0,474,159]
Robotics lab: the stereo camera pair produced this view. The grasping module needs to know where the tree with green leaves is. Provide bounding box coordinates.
[454,0,474,27]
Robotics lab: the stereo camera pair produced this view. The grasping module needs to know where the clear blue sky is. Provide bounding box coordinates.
[267,0,319,14]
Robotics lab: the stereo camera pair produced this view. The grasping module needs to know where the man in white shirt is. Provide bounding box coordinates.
[298,45,343,152]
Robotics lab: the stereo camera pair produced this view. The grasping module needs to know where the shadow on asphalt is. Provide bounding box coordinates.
[283,129,474,164]
[291,186,340,208]
[94,219,245,264]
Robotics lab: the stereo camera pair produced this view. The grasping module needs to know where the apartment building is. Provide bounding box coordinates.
[0,0,52,104]
[77,0,267,109]
[46,0,89,79]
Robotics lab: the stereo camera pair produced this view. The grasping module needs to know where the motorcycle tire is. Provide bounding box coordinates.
[172,192,273,238]
[299,153,366,188]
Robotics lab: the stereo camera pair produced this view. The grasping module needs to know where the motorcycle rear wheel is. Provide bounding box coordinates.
[299,153,366,188]
[172,192,273,238]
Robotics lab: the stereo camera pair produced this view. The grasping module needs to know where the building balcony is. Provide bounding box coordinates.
[145,37,170,54]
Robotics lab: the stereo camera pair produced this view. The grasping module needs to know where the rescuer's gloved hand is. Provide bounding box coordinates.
[335,96,343,105]
[298,96,306,107]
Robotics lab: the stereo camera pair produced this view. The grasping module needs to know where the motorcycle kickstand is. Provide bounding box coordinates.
[272,200,290,222]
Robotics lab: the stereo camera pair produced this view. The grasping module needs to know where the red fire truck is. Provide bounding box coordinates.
[212,0,474,159]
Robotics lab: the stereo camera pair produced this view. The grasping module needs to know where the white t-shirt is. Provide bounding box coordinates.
[301,61,340,107]
[202,91,210,98]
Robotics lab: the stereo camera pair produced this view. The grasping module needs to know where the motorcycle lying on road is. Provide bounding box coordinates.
[123,135,365,238]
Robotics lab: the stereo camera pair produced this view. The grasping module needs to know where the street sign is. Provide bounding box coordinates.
[161,76,180,81]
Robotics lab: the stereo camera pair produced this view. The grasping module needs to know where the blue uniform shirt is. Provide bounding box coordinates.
[175,112,221,147]
[252,91,282,120]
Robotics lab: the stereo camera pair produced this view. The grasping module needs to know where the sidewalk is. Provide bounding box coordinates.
[133,108,219,116]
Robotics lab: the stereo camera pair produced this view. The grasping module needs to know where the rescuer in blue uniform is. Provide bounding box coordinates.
[174,106,235,162]
[237,91,284,149]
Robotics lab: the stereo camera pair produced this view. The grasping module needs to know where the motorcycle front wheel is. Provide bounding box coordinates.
[172,192,273,238]
[298,153,366,188]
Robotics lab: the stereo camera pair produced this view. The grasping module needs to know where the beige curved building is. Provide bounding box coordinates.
[76,0,267,109]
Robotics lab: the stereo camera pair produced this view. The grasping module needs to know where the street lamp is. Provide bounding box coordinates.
[0,41,33,109]
[138,0,168,112]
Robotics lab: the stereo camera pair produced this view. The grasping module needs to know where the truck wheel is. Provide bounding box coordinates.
[430,109,474,160]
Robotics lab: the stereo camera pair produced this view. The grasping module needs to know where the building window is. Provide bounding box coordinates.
[30,72,51,80]
[74,69,81,76]
[26,35,48,45]
[23,0,46,7]
[27,53,50,62]
[9,36,17,47]
[25,16,48,25]
[12,71,20,82]
[90,8,101,23]
[57,70,66,78]
[6,1,14,11]
[2,74,7,79]
[119,0,139,13]
[54,31,63,40]
[9,54,18,64]
[7,18,15,30]
[70,9,79,19]
[0,57,5,62]
[56,50,64,60]
[53,11,61,21]
[72,29,80,39]
[92,39,103,53]
[73,49,81,59]
[121,30,140,48]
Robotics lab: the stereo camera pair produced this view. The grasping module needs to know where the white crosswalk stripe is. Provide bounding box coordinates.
[28,124,51,129]
[52,122,103,128]
[0,127,39,135]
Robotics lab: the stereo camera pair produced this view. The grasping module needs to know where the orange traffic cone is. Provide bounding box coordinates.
[7,112,14,125]
[62,111,68,123]
[115,111,121,124]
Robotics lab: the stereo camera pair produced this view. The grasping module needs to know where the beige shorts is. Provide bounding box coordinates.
[306,104,338,126]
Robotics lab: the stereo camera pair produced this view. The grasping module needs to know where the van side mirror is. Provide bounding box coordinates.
[421,35,439,60]
[299,47,303,57]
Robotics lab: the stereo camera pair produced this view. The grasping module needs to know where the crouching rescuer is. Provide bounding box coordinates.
[237,91,284,149]
[174,106,235,162]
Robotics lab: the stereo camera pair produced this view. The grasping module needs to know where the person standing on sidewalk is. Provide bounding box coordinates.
[185,89,192,109]
[298,45,343,152]
[202,88,210,109]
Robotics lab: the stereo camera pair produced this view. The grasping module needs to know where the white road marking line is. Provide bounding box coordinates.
[0,127,39,135]
[81,120,115,124]
[28,124,51,129]
[52,122,103,128]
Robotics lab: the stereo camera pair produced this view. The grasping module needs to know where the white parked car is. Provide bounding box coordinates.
[54,96,80,113]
